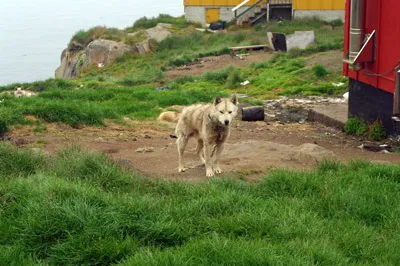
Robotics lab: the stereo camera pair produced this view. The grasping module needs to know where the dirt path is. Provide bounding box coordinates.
[8,117,400,181]
[164,51,275,80]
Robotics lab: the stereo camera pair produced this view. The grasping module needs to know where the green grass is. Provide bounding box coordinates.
[1,144,400,265]
[0,80,225,129]
[0,18,347,132]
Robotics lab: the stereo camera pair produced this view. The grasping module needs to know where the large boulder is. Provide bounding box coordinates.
[83,39,135,67]
[55,23,173,79]
[128,23,172,55]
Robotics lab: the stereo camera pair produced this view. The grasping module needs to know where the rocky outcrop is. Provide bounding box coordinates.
[128,23,172,55]
[55,23,172,79]
[84,40,135,67]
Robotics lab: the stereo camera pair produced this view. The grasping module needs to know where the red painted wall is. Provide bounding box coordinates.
[343,0,400,94]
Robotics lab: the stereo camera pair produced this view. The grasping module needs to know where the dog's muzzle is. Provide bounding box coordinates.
[224,120,229,126]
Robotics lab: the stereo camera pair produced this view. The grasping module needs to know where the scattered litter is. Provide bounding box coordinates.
[169,134,177,139]
[97,63,104,68]
[357,143,395,153]
[332,82,345,87]
[156,85,172,91]
[343,92,349,101]
[135,147,155,153]
[236,93,248,99]
[240,80,250,86]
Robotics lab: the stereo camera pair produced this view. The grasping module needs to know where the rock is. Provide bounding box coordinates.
[83,39,135,68]
[289,143,336,163]
[128,23,172,55]
[286,31,315,51]
[267,31,315,52]
[55,23,172,79]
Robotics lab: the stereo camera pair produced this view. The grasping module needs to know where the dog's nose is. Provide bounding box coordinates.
[224,120,229,125]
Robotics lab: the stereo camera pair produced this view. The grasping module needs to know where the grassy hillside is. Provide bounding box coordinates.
[1,143,400,265]
[0,16,346,134]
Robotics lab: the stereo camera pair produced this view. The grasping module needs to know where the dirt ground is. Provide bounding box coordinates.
[6,50,400,181]
[8,117,400,182]
[164,51,274,80]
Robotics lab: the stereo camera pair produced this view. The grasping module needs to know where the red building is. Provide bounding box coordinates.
[343,0,400,133]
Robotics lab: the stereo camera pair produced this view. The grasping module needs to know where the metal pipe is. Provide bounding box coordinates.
[394,69,400,115]
[349,0,364,61]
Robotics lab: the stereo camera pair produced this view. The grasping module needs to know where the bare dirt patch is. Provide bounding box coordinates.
[7,117,400,182]
[164,51,275,80]
[304,50,343,72]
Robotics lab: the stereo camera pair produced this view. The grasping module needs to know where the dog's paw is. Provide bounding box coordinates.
[214,167,222,174]
[206,168,215,177]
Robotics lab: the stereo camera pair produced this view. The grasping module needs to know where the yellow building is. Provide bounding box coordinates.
[183,0,344,25]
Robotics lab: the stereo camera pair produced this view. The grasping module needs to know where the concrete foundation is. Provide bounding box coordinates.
[349,78,394,133]
[184,6,252,25]
[293,10,344,21]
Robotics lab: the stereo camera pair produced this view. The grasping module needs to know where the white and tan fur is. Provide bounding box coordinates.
[14,87,38,98]
[175,95,238,177]
[157,111,180,123]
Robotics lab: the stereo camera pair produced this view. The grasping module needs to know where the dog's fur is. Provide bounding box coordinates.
[175,95,238,177]
[14,87,38,98]
[158,111,180,123]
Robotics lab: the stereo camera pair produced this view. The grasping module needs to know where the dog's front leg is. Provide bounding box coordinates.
[203,143,214,177]
[213,143,224,174]
[177,136,188,172]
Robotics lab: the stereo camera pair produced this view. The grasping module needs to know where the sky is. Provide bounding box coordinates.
[0,0,184,85]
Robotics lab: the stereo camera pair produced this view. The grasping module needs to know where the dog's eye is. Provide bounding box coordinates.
[220,111,224,114]
[228,111,232,114]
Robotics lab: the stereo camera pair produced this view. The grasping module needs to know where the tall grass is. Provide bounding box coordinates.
[0,144,400,265]
[125,14,190,32]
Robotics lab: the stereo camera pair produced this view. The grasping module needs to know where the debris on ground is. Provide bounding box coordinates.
[156,85,172,91]
[240,80,250,86]
[357,143,398,153]
[262,96,346,124]
[135,147,155,153]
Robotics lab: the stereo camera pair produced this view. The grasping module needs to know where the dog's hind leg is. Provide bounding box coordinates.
[177,135,189,172]
[213,143,224,174]
[196,139,205,164]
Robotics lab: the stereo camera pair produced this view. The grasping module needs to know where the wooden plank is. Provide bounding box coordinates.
[229,44,270,53]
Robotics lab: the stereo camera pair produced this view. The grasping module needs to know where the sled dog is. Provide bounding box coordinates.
[174,95,238,177]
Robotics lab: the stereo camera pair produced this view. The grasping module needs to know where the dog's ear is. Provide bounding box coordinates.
[214,95,222,105]
[231,94,238,105]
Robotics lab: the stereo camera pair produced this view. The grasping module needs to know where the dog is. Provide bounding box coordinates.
[157,111,180,123]
[14,87,38,98]
[174,95,238,177]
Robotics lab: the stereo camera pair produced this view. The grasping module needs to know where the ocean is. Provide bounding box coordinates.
[0,0,183,86]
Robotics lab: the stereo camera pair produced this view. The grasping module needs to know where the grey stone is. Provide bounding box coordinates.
[286,31,315,51]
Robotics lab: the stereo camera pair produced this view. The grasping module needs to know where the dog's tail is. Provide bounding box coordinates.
[158,111,180,123]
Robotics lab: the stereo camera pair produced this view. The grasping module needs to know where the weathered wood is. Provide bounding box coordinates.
[241,106,265,121]
[229,44,269,53]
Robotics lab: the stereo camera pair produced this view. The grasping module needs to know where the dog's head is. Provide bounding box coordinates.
[14,87,23,98]
[210,95,238,126]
